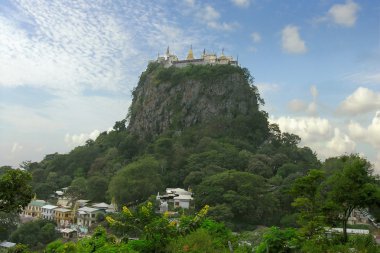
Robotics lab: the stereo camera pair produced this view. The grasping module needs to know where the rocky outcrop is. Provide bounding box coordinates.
[127,63,261,139]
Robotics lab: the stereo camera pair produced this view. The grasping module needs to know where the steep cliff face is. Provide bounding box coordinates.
[127,63,263,139]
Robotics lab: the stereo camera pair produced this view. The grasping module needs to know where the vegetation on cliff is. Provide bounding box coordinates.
[2,63,380,252]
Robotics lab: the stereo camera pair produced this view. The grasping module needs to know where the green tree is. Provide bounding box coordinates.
[290,169,326,238]
[325,155,380,242]
[88,176,108,202]
[10,219,59,249]
[108,156,163,205]
[255,226,300,253]
[195,170,269,226]
[66,177,88,201]
[0,169,33,213]
[0,211,19,240]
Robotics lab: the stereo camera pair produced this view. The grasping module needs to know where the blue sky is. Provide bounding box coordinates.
[1,0,379,172]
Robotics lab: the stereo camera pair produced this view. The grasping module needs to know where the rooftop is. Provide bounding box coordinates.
[78,206,99,213]
[42,204,58,210]
[54,208,71,213]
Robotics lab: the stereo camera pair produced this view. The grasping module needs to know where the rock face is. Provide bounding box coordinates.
[127,63,262,139]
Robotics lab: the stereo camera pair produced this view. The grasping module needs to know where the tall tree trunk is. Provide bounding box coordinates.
[342,219,348,243]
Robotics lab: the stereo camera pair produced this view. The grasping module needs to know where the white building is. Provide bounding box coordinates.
[77,207,100,228]
[41,205,57,220]
[174,195,193,209]
[157,188,193,211]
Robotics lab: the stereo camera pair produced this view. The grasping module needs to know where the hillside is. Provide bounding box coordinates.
[128,63,264,140]
[21,63,322,229]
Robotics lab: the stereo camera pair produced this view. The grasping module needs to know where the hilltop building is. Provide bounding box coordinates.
[155,46,238,68]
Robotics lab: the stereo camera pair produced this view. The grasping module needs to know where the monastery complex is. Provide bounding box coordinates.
[155,46,238,68]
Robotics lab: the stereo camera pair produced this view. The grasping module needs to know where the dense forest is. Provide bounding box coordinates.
[1,63,380,252]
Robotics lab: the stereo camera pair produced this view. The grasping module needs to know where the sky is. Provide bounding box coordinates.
[0,0,379,172]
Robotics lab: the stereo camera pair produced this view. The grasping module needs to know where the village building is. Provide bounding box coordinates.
[76,199,90,208]
[54,207,73,228]
[22,199,47,218]
[41,204,57,221]
[56,197,71,208]
[155,46,238,68]
[348,209,370,225]
[92,202,110,211]
[61,228,77,239]
[77,206,100,228]
[156,188,193,212]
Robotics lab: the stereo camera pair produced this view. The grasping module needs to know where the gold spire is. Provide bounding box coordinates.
[186,45,194,60]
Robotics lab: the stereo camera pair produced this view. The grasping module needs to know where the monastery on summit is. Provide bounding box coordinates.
[155,46,238,68]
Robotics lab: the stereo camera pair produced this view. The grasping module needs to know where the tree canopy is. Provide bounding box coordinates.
[0,169,33,213]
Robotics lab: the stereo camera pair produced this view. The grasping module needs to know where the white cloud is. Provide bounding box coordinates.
[375,153,380,174]
[326,128,356,155]
[338,87,380,115]
[288,85,318,114]
[271,116,332,143]
[271,116,356,158]
[307,101,318,115]
[202,5,220,21]
[11,142,23,153]
[348,111,380,148]
[197,5,238,31]
[327,0,359,27]
[231,0,250,8]
[281,25,307,54]
[347,71,380,85]
[251,32,261,43]
[0,3,136,92]
[0,93,130,166]
[0,1,205,93]
[65,129,101,148]
[256,82,279,93]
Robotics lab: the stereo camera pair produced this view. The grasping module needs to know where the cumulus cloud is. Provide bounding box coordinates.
[348,111,380,148]
[326,128,356,155]
[281,25,307,54]
[65,129,101,148]
[327,0,360,27]
[338,87,380,115]
[231,0,250,8]
[271,116,332,143]
[272,116,358,159]
[251,32,261,43]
